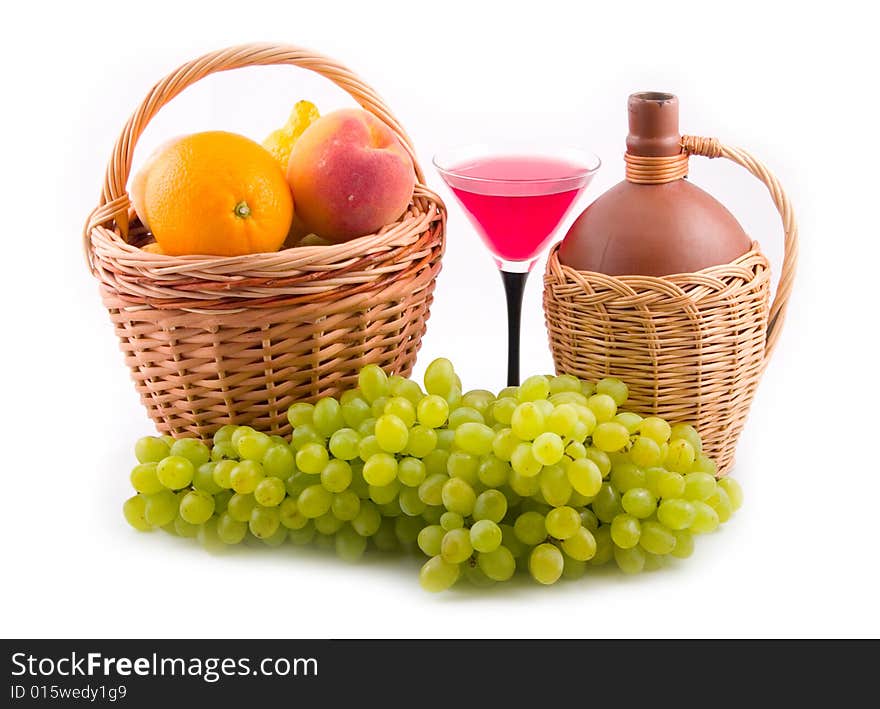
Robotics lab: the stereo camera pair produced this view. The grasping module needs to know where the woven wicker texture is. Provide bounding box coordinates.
[544,135,798,475]
[84,43,446,439]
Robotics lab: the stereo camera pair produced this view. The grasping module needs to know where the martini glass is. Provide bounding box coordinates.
[434,146,600,385]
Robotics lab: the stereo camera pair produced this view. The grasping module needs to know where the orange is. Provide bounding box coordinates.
[136,131,294,256]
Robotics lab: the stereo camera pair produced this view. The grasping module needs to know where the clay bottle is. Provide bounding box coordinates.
[558,92,751,276]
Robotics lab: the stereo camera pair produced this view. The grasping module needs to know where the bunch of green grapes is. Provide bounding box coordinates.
[122,358,743,592]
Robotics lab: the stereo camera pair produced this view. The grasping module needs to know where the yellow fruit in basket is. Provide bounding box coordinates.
[136,131,294,256]
[263,100,320,170]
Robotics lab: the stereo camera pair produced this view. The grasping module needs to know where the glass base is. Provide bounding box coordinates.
[495,258,536,274]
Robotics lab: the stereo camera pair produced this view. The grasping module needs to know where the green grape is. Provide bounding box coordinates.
[639,520,677,555]
[565,441,587,459]
[287,402,315,427]
[230,460,264,494]
[655,469,686,499]
[690,501,720,534]
[596,377,628,406]
[565,458,602,497]
[210,441,237,462]
[585,447,611,477]
[404,425,437,457]
[587,394,617,422]
[593,422,630,453]
[357,435,382,461]
[531,432,564,466]
[130,463,163,495]
[135,436,171,464]
[423,449,450,477]
[610,463,646,493]
[314,532,336,551]
[549,374,582,395]
[539,465,573,507]
[492,397,517,426]
[423,358,456,397]
[448,407,484,429]
[549,392,589,408]
[197,517,222,551]
[509,470,541,497]
[279,498,309,530]
[454,422,495,456]
[511,402,545,441]
[398,457,427,487]
[295,442,329,475]
[441,477,476,516]
[260,526,288,547]
[462,389,496,416]
[436,429,456,449]
[213,424,238,445]
[590,526,614,566]
[621,487,657,519]
[156,456,194,490]
[614,411,643,433]
[529,543,564,584]
[417,395,450,429]
[593,483,622,523]
[630,436,662,467]
[546,506,581,539]
[639,416,671,444]
[670,529,695,559]
[284,472,313,498]
[719,477,743,510]
[315,511,345,535]
[170,438,211,467]
[611,514,641,548]
[511,442,542,478]
[683,472,717,501]
[692,452,718,476]
[562,555,588,580]
[418,524,445,556]
[192,463,223,495]
[320,459,352,493]
[143,490,178,527]
[179,490,215,525]
[298,484,333,518]
[389,376,425,406]
[256,445,293,480]
[470,520,502,553]
[477,455,510,488]
[671,423,702,453]
[561,526,597,561]
[422,505,443,525]
[657,499,696,530]
[518,375,550,402]
[544,404,576,438]
[418,473,448,506]
[440,528,473,564]
[399,486,427,517]
[580,508,599,532]
[328,428,360,461]
[254,476,286,507]
[440,511,464,531]
[395,515,423,545]
[173,516,199,538]
[249,505,281,539]
[665,439,696,473]
[123,495,151,531]
[358,364,390,403]
[491,428,519,461]
[371,396,390,418]
[351,501,381,536]
[227,493,257,522]
[499,524,525,558]
[313,397,345,437]
[514,511,547,545]
[362,453,398,487]
[217,513,248,544]
[643,552,667,571]
[341,397,371,429]
[236,432,272,462]
[331,490,361,522]
[374,414,409,453]
[614,545,646,574]
[335,525,368,561]
[287,523,316,546]
[420,555,460,592]
[707,486,733,523]
[383,397,416,428]
[368,479,400,505]
[473,489,508,523]
[290,424,322,451]
[357,417,376,437]
[477,546,516,581]
[214,490,232,515]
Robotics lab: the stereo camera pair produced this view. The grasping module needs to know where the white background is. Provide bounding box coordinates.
[1,0,878,639]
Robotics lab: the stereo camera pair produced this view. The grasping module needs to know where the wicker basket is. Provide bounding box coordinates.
[84,44,446,440]
[543,136,798,475]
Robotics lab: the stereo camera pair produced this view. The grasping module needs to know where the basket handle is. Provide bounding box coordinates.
[682,135,798,361]
[86,42,426,247]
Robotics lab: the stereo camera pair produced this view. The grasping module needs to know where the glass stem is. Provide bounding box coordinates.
[500,269,528,387]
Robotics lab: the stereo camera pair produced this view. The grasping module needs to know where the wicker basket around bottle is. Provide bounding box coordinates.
[83,44,446,440]
[543,136,798,475]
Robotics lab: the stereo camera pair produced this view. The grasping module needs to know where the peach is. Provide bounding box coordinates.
[286,108,416,243]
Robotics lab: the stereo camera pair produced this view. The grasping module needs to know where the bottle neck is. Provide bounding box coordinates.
[624,149,689,185]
